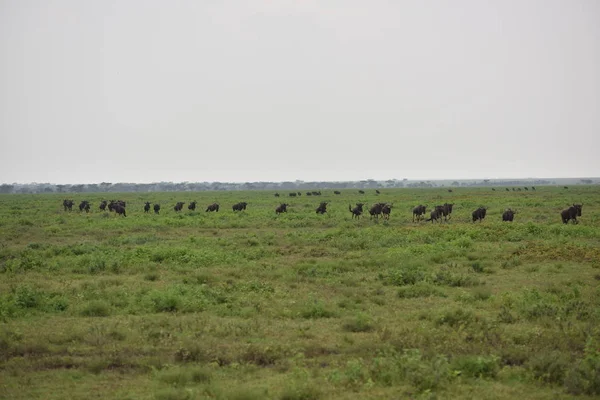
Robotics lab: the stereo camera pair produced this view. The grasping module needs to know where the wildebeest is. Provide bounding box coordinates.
[369,203,386,219]
[306,192,312,196]
[297,192,302,196]
[289,192,297,197]
[492,188,496,191]
[334,191,341,195]
[113,204,126,217]
[99,200,107,211]
[63,199,74,211]
[506,188,509,192]
[532,187,536,191]
[144,202,151,213]
[472,207,487,222]
[108,200,126,212]
[349,203,364,219]
[312,191,321,196]
[524,187,528,191]
[274,193,280,197]
[376,190,380,194]
[412,205,427,222]
[79,201,90,213]
[232,202,247,211]
[188,201,197,211]
[381,203,392,220]
[154,204,160,214]
[358,190,365,194]
[275,203,288,214]
[564,186,568,189]
[502,208,516,222]
[561,204,582,224]
[174,202,185,212]
[437,203,454,221]
[206,203,219,212]
[316,202,328,214]
[448,189,453,193]
[425,208,443,223]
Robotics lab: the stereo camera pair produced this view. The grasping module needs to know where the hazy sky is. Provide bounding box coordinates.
[1,1,599,184]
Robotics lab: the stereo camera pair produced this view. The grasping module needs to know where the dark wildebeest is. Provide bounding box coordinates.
[154,204,160,214]
[369,203,386,219]
[99,200,107,211]
[232,202,247,211]
[174,202,185,212]
[532,187,536,191]
[358,190,365,194]
[438,203,454,221]
[502,208,516,222]
[349,203,364,219]
[188,201,197,211]
[312,191,321,196]
[275,203,288,214]
[297,192,302,196]
[412,205,427,222]
[306,192,312,196]
[334,191,341,195]
[472,207,487,222]
[144,202,151,213]
[376,190,380,195]
[381,203,392,220]
[316,202,328,214]
[425,208,443,223]
[561,204,582,224]
[524,187,528,191]
[506,188,510,192]
[492,188,496,191]
[289,192,297,197]
[564,186,569,189]
[113,204,126,217]
[108,200,126,212]
[274,193,280,197]
[63,199,74,211]
[448,189,453,193]
[79,201,90,213]
[517,188,522,191]
[206,203,219,212]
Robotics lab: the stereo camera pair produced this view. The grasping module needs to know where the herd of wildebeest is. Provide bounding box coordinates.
[60,189,585,225]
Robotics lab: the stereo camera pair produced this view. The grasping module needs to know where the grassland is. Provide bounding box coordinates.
[0,186,599,399]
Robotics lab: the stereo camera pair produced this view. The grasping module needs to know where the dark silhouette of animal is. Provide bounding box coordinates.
[312,191,321,196]
[108,200,126,212]
[144,202,151,213]
[334,191,341,195]
[306,192,312,196]
[274,193,280,197]
[275,203,288,214]
[425,208,443,223]
[79,201,90,213]
[506,188,509,192]
[438,203,454,221]
[369,203,386,219]
[532,187,536,191]
[517,188,522,191]
[561,204,582,224]
[154,204,160,214]
[448,189,453,193]
[564,186,568,189]
[289,192,297,197]
[316,202,328,214]
[206,203,219,212]
[297,192,302,196]
[512,188,516,191]
[63,199,74,211]
[524,187,528,191]
[113,204,126,217]
[381,204,392,220]
[232,202,247,211]
[472,207,487,222]
[492,188,496,191]
[376,190,380,194]
[349,203,364,219]
[188,201,197,211]
[174,202,185,212]
[358,190,365,194]
[502,208,516,222]
[412,205,427,222]
[99,200,107,211]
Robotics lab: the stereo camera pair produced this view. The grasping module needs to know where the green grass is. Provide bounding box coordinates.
[0,186,599,399]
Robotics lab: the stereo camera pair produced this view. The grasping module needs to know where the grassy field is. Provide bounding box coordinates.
[1,187,599,400]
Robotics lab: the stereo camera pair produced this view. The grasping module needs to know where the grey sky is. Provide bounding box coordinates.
[1,1,599,184]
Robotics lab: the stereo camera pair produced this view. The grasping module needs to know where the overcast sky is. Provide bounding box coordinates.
[1,1,599,184]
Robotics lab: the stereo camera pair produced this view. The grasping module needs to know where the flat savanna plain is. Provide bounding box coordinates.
[0,187,599,400]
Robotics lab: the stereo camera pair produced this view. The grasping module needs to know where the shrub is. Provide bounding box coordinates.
[397,283,446,299]
[342,313,374,333]
[79,301,111,317]
[452,355,499,378]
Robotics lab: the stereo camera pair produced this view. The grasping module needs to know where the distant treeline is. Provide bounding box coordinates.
[0,178,590,194]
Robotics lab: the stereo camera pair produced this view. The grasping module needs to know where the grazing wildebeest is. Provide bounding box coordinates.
[564,186,568,189]
[524,187,528,191]
[492,188,496,191]
[472,207,487,222]
[312,191,321,196]
[532,187,536,191]
[561,204,582,224]
[232,202,247,211]
[376,190,380,194]
[174,202,185,212]
[275,203,288,214]
[154,204,160,214]
[63,199,74,211]
[316,202,328,214]
[206,203,219,212]
[334,191,341,195]
[425,208,443,223]
[349,203,364,219]
[297,192,302,196]
[506,188,509,192]
[108,200,126,212]
[113,204,126,217]
[502,208,516,222]
[289,192,297,197]
[188,201,197,211]
[448,189,453,193]
[358,190,365,194]
[79,201,90,213]
[306,192,312,196]
[274,193,280,197]
[99,200,107,211]
[381,203,392,220]
[369,203,386,219]
[412,205,427,222]
[144,202,151,213]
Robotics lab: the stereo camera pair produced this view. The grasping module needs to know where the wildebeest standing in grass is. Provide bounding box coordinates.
[306,192,312,196]
[275,203,288,214]
[188,201,197,211]
[506,188,509,192]
[472,207,487,222]
[144,202,151,213]
[439,203,454,221]
[502,208,516,222]
[114,204,126,217]
[232,202,247,211]
[349,203,364,219]
[381,203,392,220]
[206,203,219,212]
[532,187,536,191]
[99,200,107,211]
[358,190,365,194]
[174,202,185,212]
[274,193,280,197]
[425,208,443,223]
[154,204,160,214]
[376,190,380,195]
[289,192,297,197]
[316,202,328,214]
[412,205,427,222]
[369,203,386,219]
[79,201,90,213]
[334,191,341,195]
[561,204,582,224]
[63,199,74,211]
